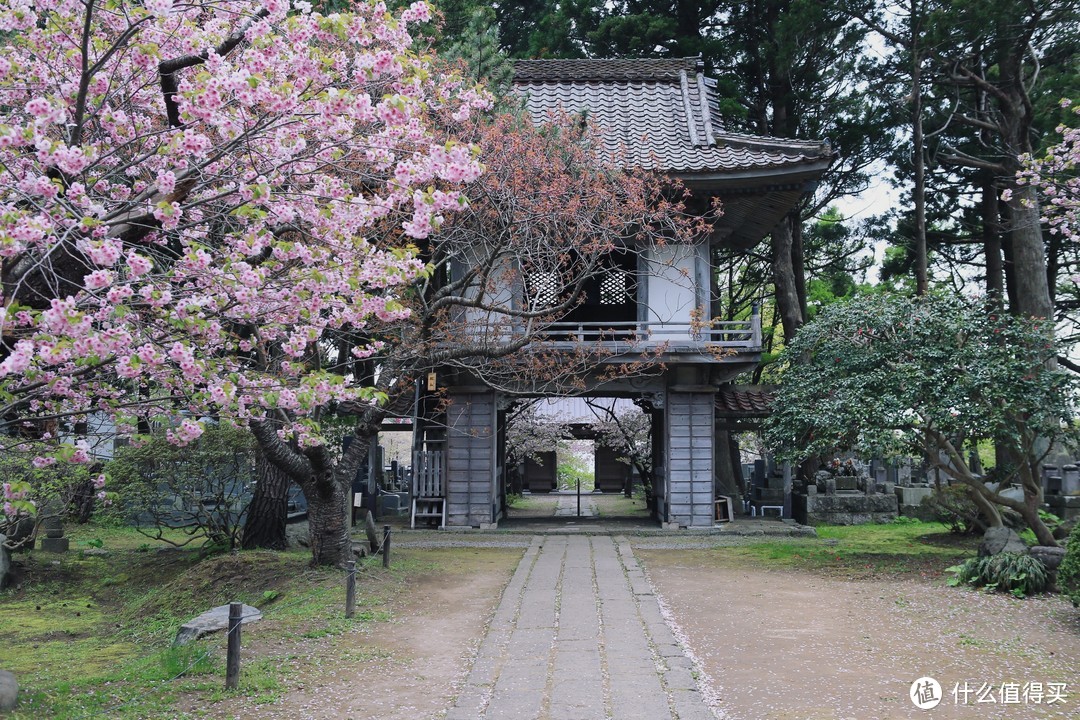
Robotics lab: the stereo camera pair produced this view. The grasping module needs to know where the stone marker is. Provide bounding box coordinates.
[978,527,1027,557]
[0,670,17,711]
[38,513,69,553]
[173,603,262,646]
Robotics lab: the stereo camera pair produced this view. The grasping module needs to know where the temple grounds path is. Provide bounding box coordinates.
[636,543,1080,720]
[200,527,1079,720]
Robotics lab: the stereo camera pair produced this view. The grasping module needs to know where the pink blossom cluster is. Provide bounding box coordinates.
[1017,99,1080,262]
[0,0,491,501]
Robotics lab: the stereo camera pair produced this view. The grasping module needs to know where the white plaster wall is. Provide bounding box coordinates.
[455,251,518,340]
[643,243,701,339]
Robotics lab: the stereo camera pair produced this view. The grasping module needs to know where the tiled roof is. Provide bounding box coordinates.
[715,385,776,417]
[512,58,832,176]
[514,58,697,82]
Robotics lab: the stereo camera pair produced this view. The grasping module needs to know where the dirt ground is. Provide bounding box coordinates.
[206,547,523,720]
[638,550,1080,720]
[193,539,1079,720]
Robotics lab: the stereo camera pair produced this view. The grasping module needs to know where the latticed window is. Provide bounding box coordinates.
[600,270,628,305]
[528,271,560,308]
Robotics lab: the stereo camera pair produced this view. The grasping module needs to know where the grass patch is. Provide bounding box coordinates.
[507,494,542,511]
[716,520,979,578]
[2,524,500,719]
[593,494,650,518]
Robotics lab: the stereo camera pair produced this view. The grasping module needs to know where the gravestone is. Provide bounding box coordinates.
[896,458,912,487]
[6,518,33,550]
[1063,465,1080,495]
[797,468,898,525]
[38,514,69,553]
[834,476,859,492]
[895,485,933,507]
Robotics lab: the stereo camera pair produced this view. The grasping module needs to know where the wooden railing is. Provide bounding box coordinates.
[445,311,763,354]
[534,317,761,348]
[412,450,445,498]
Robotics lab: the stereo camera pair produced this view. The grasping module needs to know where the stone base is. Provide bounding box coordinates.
[478,522,499,530]
[38,537,69,553]
[794,492,898,526]
[1044,495,1080,521]
[895,485,933,507]
[899,504,939,523]
[661,521,682,530]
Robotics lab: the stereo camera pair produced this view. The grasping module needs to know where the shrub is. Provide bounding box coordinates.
[947,552,1050,598]
[1058,523,1080,607]
[107,425,255,549]
[922,485,982,535]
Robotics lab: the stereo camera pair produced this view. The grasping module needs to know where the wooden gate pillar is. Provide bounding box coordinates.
[665,391,716,527]
[445,390,497,527]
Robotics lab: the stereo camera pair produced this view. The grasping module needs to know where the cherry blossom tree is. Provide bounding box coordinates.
[0,0,489,562]
[244,109,711,559]
[1016,99,1080,263]
[585,400,653,501]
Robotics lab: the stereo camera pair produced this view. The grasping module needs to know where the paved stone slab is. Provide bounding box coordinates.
[447,533,717,719]
[554,494,598,517]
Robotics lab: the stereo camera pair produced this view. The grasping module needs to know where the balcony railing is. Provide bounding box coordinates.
[448,307,763,355]
[534,317,761,349]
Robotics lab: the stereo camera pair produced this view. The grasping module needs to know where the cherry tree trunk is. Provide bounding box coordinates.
[302,477,353,568]
[241,455,290,550]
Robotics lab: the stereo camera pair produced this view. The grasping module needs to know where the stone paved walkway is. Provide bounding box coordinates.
[554,494,598,517]
[446,535,716,720]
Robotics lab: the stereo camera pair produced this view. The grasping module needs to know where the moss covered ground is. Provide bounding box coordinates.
[0,524,504,718]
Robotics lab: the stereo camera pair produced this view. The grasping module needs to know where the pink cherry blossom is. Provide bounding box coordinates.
[0,0,490,523]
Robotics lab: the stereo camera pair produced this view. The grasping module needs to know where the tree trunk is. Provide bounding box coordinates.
[250,411,384,567]
[1006,183,1053,321]
[241,455,290,550]
[910,7,928,296]
[68,476,97,524]
[791,219,808,321]
[967,485,1003,529]
[300,420,380,568]
[1017,456,1057,547]
[981,178,1004,305]
[771,216,804,343]
[302,475,354,568]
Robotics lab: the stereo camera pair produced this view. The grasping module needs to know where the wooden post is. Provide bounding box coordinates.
[225,601,242,690]
[782,462,792,520]
[345,560,356,618]
[365,510,378,554]
[382,525,391,568]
